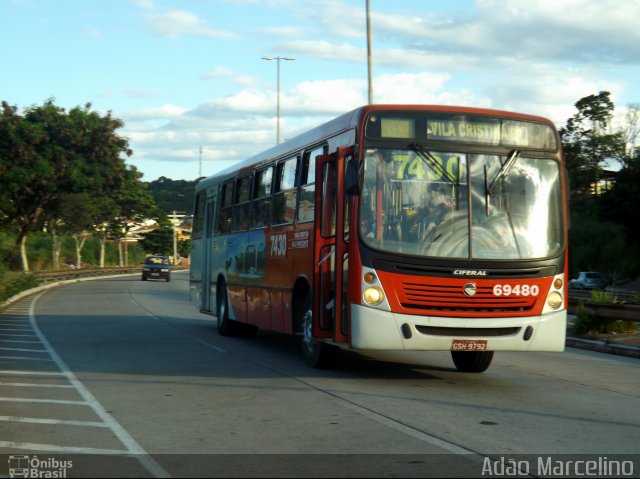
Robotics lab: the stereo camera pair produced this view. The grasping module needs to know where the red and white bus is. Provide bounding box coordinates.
[190,105,568,372]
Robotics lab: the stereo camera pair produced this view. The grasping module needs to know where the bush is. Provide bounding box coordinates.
[574,299,638,336]
[0,271,39,304]
[574,302,604,336]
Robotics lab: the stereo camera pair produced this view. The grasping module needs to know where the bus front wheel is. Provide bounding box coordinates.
[300,294,336,369]
[451,350,494,373]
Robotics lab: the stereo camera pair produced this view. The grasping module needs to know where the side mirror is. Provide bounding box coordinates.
[345,156,361,196]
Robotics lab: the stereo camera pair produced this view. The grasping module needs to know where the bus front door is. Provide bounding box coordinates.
[314,148,350,344]
[202,197,215,312]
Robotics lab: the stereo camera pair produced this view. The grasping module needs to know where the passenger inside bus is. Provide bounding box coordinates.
[419,185,453,241]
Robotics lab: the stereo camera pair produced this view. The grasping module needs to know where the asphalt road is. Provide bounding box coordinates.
[1,271,639,477]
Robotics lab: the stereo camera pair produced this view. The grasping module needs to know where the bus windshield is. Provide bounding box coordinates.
[359,147,563,260]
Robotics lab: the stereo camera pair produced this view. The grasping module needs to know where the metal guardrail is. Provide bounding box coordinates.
[569,289,638,303]
[33,266,189,284]
[568,289,640,322]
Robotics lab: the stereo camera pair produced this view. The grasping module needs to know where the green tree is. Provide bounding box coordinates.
[0,100,132,272]
[147,176,198,214]
[0,101,53,271]
[559,92,640,281]
[112,166,160,266]
[560,91,625,202]
[138,225,175,256]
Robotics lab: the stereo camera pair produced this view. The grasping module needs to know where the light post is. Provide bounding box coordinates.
[366,0,373,104]
[262,56,295,144]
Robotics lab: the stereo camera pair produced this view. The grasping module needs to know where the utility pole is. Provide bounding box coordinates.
[199,146,202,178]
[172,211,178,265]
[366,0,373,105]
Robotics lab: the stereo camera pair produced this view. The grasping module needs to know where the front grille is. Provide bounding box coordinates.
[399,281,536,313]
[415,326,521,337]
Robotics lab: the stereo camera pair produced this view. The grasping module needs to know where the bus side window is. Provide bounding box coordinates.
[192,192,205,240]
[273,157,298,225]
[297,146,323,223]
[217,180,234,234]
[233,174,252,231]
[251,166,273,229]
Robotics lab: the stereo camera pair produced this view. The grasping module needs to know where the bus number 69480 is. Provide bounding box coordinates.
[493,284,540,297]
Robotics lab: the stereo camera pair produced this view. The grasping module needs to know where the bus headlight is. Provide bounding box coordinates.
[363,286,384,305]
[547,291,563,310]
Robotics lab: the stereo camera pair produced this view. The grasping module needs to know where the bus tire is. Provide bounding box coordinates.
[300,293,336,369]
[451,350,494,373]
[216,282,236,336]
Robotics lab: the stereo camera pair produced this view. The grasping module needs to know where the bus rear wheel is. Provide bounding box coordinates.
[300,294,336,369]
[216,283,236,336]
[451,350,494,373]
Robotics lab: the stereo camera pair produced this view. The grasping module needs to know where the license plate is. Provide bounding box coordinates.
[151,273,160,276]
[451,339,488,351]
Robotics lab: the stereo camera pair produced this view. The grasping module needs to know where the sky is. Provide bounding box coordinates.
[3,0,640,182]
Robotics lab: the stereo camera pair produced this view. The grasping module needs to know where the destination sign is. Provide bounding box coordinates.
[366,111,558,150]
[380,117,416,139]
[427,118,500,144]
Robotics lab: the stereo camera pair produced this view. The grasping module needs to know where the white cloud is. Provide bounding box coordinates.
[259,26,307,38]
[200,68,260,88]
[127,103,189,120]
[145,9,238,39]
[131,0,155,9]
[120,0,640,180]
[122,71,501,181]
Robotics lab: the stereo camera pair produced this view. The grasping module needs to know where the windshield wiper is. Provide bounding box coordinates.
[487,149,520,196]
[410,143,457,185]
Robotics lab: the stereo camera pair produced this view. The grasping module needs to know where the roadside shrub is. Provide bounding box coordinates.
[574,302,604,336]
[574,300,637,335]
[0,271,39,304]
[590,290,617,303]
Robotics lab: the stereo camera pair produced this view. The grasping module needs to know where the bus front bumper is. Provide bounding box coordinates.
[349,304,566,352]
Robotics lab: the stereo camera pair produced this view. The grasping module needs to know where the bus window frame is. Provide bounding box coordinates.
[250,165,274,230]
[297,145,325,224]
[191,192,205,240]
[216,180,234,234]
[273,156,299,226]
[232,173,253,232]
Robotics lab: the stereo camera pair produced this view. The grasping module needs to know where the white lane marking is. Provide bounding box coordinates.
[0,347,47,353]
[0,339,42,344]
[0,382,74,388]
[0,416,108,427]
[0,370,65,376]
[0,441,129,455]
[29,291,170,478]
[0,355,54,362]
[0,397,87,405]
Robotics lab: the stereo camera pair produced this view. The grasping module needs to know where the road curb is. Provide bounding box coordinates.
[0,273,140,309]
[566,336,640,359]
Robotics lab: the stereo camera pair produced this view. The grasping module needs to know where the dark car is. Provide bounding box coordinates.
[569,271,605,290]
[141,256,171,282]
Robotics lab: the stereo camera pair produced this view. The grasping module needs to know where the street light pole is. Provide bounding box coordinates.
[366,0,373,104]
[262,56,295,144]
